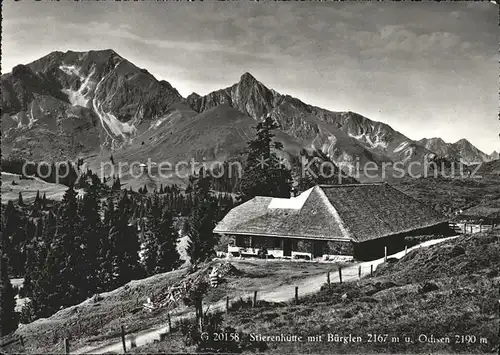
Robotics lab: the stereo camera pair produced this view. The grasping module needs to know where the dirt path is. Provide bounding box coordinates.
[74,236,457,354]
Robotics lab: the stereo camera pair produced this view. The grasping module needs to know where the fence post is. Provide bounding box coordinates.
[384,246,387,262]
[405,245,408,256]
[168,312,172,333]
[252,290,258,308]
[370,264,373,277]
[121,325,126,353]
[327,271,331,287]
[226,296,230,313]
[358,265,361,279]
[338,266,342,284]
[64,338,69,354]
[295,286,299,304]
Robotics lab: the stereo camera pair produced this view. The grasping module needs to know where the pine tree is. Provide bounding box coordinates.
[142,197,180,276]
[186,174,218,266]
[34,190,41,207]
[36,186,83,311]
[112,176,121,191]
[103,199,116,227]
[240,116,292,200]
[79,183,104,295]
[103,193,142,289]
[156,208,181,273]
[3,200,25,276]
[142,196,162,275]
[239,116,292,200]
[22,219,44,298]
[42,193,47,210]
[18,191,24,206]
[0,252,18,335]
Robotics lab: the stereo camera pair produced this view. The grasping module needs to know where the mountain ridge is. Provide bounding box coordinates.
[417,137,494,164]
[1,49,492,185]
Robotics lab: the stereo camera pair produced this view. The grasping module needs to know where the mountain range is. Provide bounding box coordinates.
[417,137,497,165]
[1,49,497,185]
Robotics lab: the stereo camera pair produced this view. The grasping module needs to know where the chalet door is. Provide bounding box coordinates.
[313,241,325,258]
[283,238,292,257]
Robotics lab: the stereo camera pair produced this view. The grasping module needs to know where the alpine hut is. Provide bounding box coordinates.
[213,183,450,261]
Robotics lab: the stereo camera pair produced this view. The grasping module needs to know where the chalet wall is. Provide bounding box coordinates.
[325,240,353,256]
[227,234,355,258]
[353,222,451,261]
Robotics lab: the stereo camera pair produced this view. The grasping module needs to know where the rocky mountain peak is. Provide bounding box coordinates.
[187,92,201,100]
[454,138,472,146]
[239,71,258,84]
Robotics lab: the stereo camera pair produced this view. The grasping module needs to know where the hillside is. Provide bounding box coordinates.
[0,172,81,203]
[131,229,499,354]
[394,166,500,220]
[5,260,340,353]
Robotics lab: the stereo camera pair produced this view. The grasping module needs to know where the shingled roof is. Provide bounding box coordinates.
[213,183,448,243]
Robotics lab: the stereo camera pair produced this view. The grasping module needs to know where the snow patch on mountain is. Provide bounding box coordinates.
[394,141,409,153]
[349,131,388,149]
[92,60,137,145]
[59,65,80,76]
[59,65,96,107]
[402,146,415,163]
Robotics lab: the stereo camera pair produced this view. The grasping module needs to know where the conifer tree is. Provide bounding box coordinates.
[142,195,162,275]
[18,191,24,206]
[42,193,47,210]
[142,196,181,275]
[79,183,104,295]
[34,190,41,207]
[103,199,116,227]
[3,200,25,276]
[186,173,218,266]
[36,186,83,310]
[156,208,181,273]
[102,193,142,290]
[0,252,18,335]
[239,116,292,200]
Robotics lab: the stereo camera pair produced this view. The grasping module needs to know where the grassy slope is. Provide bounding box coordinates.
[1,172,73,203]
[394,174,500,219]
[133,229,499,354]
[11,259,338,353]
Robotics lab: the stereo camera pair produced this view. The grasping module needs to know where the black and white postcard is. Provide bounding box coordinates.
[0,1,498,354]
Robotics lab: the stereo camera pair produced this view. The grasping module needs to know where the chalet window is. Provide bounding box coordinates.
[236,235,251,247]
[273,238,282,248]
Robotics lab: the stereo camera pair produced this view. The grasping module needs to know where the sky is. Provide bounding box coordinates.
[2,1,498,153]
